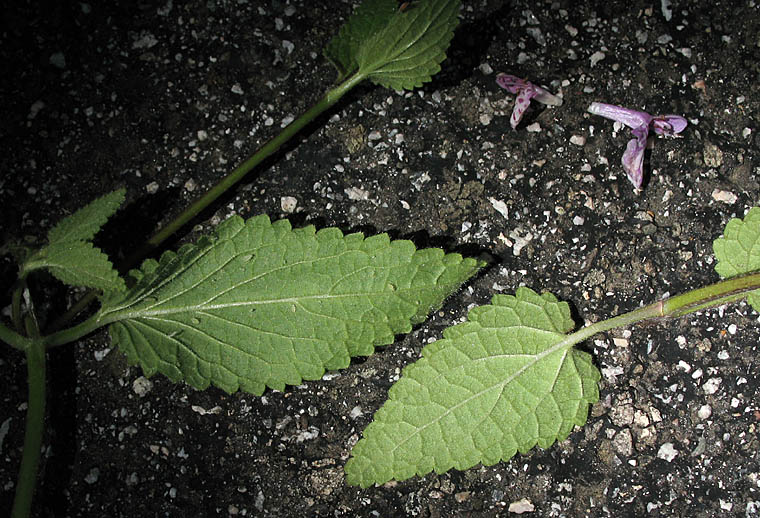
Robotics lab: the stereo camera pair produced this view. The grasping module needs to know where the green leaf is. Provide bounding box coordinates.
[345,287,600,487]
[21,189,126,292]
[38,241,126,292]
[324,0,461,91]
[47,189,126,245]
[324,0,399,82]
[100,215,483,395]
[713,207,760,311]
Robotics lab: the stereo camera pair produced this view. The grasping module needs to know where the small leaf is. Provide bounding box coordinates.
[21,189,126,291]
[41,241,126,292]
[47,188,126,245]
[358,0,461,90]
[713,207,760,310]
[345,287,600,488]
[324,0,461,91]
[324,0,399,82]
[100,215,483,395]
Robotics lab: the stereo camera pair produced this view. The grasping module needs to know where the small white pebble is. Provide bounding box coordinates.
[280,196,298,213]
[132,376,153,397]
[231,84,244,95]
[146,181,159,194]
[657,442,678,462]
[712,189,737,204]
[702,377,722,394]
[526,122,541,132]
[589,51,606,67]
[84,467,100,484]
[728,324,737,335]
[697,404,712,420]
[570,135,586,146]
[508,498,535,514]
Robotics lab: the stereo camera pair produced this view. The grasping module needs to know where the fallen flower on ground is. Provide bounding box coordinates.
[496,73,562,129]
[588,102,687,188]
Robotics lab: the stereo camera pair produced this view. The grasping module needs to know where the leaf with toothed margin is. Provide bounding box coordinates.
[713,207,760,312]
[98,215,483,395]
[345,287,600,487]
[21,189,126,292]
[324,0,461,90]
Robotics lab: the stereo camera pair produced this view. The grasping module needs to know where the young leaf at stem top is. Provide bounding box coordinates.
[345,287,600,487]
[20,189,126,292]
[324,0,461,91]
[99,215,483,395]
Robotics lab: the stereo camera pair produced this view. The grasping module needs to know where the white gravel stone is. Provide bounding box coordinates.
[657,442,678,462]
[703,377,722,394]
[280,196,297,213]
[132,376,153,397]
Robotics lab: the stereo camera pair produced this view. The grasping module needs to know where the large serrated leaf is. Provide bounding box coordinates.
[345,287,600,488]
[713,207,760,311]
[99,215,482,395]
[324,0,461,91]
[21,189,126,291]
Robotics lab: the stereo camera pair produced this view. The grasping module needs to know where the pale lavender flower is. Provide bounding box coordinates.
[588,102,687,189]
[496,73,562,129]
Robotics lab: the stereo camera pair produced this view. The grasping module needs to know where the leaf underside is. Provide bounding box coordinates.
[324,0,461,91]
[22,188,126,292]
[324,0,399,81]
[48,188,126,244]
[713,207,760,311]
[101,215,482,395]
[345,287,600,488]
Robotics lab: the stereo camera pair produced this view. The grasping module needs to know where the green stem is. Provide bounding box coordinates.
[125,71,365,266]
[47,72,367,334]
[565,271,760,347]
[43,311,108,349]
[0,323,32,351]
[11,329,45,518]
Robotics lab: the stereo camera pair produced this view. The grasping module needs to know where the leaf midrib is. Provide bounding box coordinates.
[384,330,573,460]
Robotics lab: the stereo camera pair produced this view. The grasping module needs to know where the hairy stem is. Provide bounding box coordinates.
[11,331,45,518]
[567,271,760,347]
[47,72,366,334]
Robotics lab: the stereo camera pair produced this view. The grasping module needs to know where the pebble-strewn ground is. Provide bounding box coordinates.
[2,1,760,516]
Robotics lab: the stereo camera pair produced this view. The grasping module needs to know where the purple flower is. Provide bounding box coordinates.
[588,102,687,189]
[496,73,562,129]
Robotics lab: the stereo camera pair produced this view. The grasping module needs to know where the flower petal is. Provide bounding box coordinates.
[652,115,688,135]
[495,73,527,94]
[531,85,563,107]
[510,85,537,128]
[587,102,651,130]
[621,126,649,188]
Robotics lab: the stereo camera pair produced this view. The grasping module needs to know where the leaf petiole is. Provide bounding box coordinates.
[566,271,760,348]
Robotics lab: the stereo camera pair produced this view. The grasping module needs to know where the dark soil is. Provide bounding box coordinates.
[2,1,760,516]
